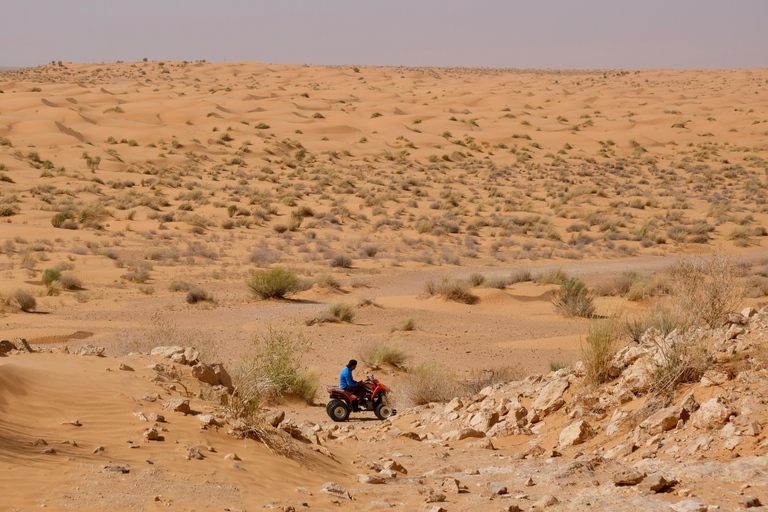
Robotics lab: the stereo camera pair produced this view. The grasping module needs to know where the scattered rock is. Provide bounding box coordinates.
[640,406,685,435]
[533,494,558,508]
[107,466,129,473]
[531,378,569,417]
[741,496,761,508]
[224,453,241,461]
[488,482,508,495]
[162,398,191,414]
[357,474,385,484]
[741,307,758,318]
[0,339,14,355]
[613,467,645,485]
[442,427,484,441]
[148,413,165,422]
[726,324,746,340]
[670,500,707,512]
[143,428,159,441]
[12,338,33,353]
[77,344,105,357]
[559,419,594,446]
[264,409,286,428]
[639,473,674,493]
[151,346,199,366]
[320,482,351,500]
[692,397,732,430]
[33,439,48,446]
[186,446,204,460]
[41,447,56,455]
[119,363,134,371]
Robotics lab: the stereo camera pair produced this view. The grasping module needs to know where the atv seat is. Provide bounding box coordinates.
[327,385,345,392]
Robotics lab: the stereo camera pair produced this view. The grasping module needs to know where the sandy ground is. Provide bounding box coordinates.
[0,61,767,510]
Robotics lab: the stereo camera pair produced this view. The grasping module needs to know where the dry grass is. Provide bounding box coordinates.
[359,340,409,370]
[424,277,479,304]
[582,318,620,387]
[399,363,460,406]
[552,277,595,317]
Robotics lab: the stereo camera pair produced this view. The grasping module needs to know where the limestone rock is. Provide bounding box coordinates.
[382,460,407,474]
[670,500,707,512]
[143,428,159,441]
[488,482,508,495]
[118,363,134,371]
[12,338,33,353]
[559,419,594,446]
[725,324,746,340]
[357,474,384,484]
[442,427,484,441]
[264,409,285,427]
[533,495,558,508]
[612,466,644,485]
[640,406,685,435]
[742,307,758,318]
[700,368,732,387]
[531,378,569,417]
[151,346,199,365]
[224,453,241,460]
[78,344,105,357]
[320,482,351,499]
[468,409,499,432]
[639,473,674,493]
[692,397,732,430]
[163,398,191,414]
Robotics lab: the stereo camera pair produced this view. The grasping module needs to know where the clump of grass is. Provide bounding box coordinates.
[509,268,533,284]
[359,340,409,370]
[424,277,479,304]
[645,328,712,398]
[400,363,459,406]
[330,254,353,268]
[552,277,595,317]
[43,268,61,285]
[468,273,485,287]
[186,287,211,304]
[14,290,37,312]
[247,268,302,299]
[549,361,570,372]
[536,268,568,285]
[669,253,743,328]
[59,273,82,290]
[169,280,192,292]
[582,319,619,386]
[320,302,355,323]
[400,316,417,331]
[461,366,524,394]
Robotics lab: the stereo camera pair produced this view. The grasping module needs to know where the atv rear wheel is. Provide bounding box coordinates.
[327,399,351,422]
[374,401,395,420]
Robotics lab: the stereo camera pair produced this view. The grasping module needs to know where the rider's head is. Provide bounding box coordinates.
[347,359,357,370]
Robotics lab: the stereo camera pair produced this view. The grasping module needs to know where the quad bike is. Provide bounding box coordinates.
[326,374,395,422]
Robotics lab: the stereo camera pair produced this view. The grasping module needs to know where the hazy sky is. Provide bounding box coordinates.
[3,0,767,69]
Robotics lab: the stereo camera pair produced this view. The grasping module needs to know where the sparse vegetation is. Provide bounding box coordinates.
[552,277,595,317]
[359,340,409,370]
[247,268,302,299]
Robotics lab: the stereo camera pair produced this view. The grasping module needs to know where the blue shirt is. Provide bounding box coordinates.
[340,366,357,389]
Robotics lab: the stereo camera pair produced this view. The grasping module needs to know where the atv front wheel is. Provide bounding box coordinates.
[327,399,351,422]
[374,401,395,420]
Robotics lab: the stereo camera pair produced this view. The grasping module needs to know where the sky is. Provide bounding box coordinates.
[2,0,767,69]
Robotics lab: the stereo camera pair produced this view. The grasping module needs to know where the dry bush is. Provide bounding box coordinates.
[536,268,568,285]
[424,277,478,304]
[320,302,355,323]
[645,329,713,397]
[330,254,353,268]
[582,318,620,386]
[625,275,671,301]
[169,280,192,292]
[461,366,524,395]
[400,316,417,331]
[247,267,301,299]
[509,268,533,284]
[669,253,744,328]
[312,271,341,290]
[59,273,82,290]
[593,271,641,297]
[552,277,595,317]
[468,272,485,287]
[186,287,211,304]
[399,363,460,406]
[359,340,409,370]
[14,290,36,312]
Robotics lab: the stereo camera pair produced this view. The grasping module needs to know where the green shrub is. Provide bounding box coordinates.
[51,214,66,228]
[552,277,595,317]
[43,268,61,285]
[247,268,301,299]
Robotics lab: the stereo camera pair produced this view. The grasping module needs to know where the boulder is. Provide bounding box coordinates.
[533,495,558,508]
[151,346,199,365]
[442,427,484,442]
[725,324,746,340]
[320,482,351,500]
[162,398,191,414]
[143,428,159,441]
[692,397,732,430]
[487,482,508,495]
[640,406,685,435]
[12,338,33,353]
[443,397,463,415]
[77,344,105,357]
[468,409,499,432]
[357,474,384,484]
[531,378,569,417]
[639,473,674,493]
[382,460,407,474]
[559,420,594,446]
[742,307,758,318]
[612,467,644,485]
[680,392,699,414]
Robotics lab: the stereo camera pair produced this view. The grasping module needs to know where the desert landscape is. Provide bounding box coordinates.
[1,61,768,511]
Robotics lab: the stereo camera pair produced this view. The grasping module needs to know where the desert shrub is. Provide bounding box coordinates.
[625,275,671,301]
[509,268,533,284]
[552,277,595,317]
[124,269,149,283]
[59,273,82,290]
[186,287,211,304]
[250,246,281,267]
[399,363,459,406]
[43,268,61,285]
[536,268,568,285]
[322,302,355,323]
[247,267,301,299]
[51,214,66,228]
[14,290,36,312]
[549,361,570,372]
[169,280,192,292]
[424,277,478,304]
[400,316,417,331]
[359,340,409,370]
[239,328,314,403]
[313,272,341,290]
[468,273,485,287]
[486,275,511,289]
[361,245,379,258]
[291,367,320,404]
[330,254,353,268]
[669,253,743,328]
[646,329,712,396]
[582,319,619,386]
[593,271,641,297]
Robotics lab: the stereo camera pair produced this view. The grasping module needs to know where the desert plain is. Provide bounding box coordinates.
[1,61,768,511]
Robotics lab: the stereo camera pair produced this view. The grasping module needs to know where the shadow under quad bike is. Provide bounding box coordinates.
[325,374,396,422]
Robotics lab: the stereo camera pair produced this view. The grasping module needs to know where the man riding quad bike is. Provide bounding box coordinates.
[326,359,395,422]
